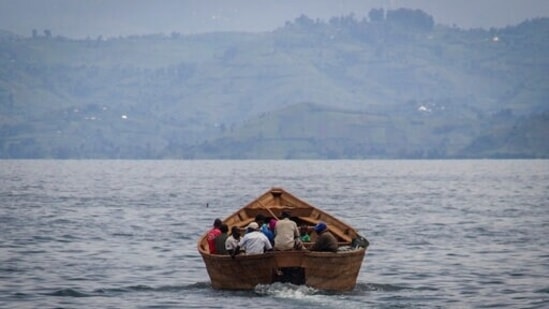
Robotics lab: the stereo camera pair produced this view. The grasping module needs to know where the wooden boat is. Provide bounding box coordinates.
[197,187,369,291]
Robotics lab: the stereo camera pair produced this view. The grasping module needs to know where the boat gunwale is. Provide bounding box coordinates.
[197,187,363,254]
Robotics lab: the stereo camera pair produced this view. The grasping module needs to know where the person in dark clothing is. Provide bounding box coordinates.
[310,222,338,252]
[214,223,229,254]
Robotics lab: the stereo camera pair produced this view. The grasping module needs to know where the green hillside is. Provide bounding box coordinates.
[1,9,548,159]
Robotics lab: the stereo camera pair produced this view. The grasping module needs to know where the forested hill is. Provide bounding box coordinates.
[1,9,548,159]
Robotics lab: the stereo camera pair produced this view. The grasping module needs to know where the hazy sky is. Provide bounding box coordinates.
[1,0,548,38]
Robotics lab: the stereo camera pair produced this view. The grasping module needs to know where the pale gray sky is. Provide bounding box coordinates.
[1,0,548,38]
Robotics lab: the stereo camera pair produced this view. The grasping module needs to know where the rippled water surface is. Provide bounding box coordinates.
[1,160,548,308]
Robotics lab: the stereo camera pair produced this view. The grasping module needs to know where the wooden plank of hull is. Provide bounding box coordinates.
[303,249,366,291]
[273,250,305,268]
[200,252,277,290]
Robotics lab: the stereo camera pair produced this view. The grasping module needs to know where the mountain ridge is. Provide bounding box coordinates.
[1,10,548,158]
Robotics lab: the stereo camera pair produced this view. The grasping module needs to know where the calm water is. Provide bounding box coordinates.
[1,160,548,308]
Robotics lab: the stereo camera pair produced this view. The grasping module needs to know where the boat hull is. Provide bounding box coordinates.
[199,248,366,291]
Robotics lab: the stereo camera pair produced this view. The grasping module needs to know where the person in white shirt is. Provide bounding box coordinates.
[232,222,272,257]
[225,226,241,256]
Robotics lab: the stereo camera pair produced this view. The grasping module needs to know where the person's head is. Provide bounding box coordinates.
[231,226,241,238]
[220,223,229,234]
[314,222,328,234]
[281,211,291,219]
[213,218,222,228]
[246,222,259,232]
[268,219,277,231]
[255,214,266,225]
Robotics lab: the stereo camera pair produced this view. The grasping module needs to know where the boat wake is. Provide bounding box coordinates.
[254,282,318,298]
[253,282,360,307]
[253,281,427,297]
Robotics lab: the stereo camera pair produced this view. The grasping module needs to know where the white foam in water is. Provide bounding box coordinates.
[254,282,318,298]
[254,283,348,307]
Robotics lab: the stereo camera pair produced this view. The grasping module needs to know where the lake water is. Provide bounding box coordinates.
[1,160,548,308]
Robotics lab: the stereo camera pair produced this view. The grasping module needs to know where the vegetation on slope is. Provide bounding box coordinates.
[0,9,547,158]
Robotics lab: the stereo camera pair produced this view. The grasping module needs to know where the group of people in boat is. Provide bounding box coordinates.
[206,211,338,257]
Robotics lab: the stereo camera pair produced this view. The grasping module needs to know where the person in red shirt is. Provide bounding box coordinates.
[207,218,222,254]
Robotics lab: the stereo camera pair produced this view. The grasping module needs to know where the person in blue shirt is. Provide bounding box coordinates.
[255,214,275,245]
